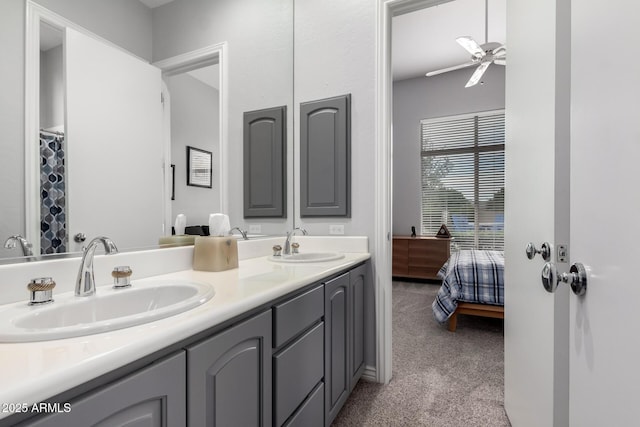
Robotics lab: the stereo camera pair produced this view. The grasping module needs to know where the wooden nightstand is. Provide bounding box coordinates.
[392,236,451,280]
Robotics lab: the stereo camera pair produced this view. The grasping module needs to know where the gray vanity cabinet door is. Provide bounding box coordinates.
[324,272,350,426]
[349,264,366,390]
[18,351,186,427]
[187,309,272,427]
[244,106,287,218]
[300,94,351,217]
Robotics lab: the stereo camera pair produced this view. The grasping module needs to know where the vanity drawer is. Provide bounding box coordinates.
[274,321,324,427]
[273,284,324,348]
[283,381,324,427]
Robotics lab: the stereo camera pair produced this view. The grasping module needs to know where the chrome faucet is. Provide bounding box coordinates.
[229,227,248,240]
[4,235,34,257]
[283,227,308,255]
[76,236,118,297]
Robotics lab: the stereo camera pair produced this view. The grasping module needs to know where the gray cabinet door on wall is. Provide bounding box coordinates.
[18,352,186,427]
[244,106,286,218]
[187,310,272,427]
[300,94,351,217]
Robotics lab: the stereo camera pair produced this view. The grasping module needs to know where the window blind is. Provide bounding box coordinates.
[420,110,505,251]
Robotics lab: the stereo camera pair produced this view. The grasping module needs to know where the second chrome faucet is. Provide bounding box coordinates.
[283,227,307,255]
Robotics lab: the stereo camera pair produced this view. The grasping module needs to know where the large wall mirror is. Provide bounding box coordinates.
[0,0,293,262]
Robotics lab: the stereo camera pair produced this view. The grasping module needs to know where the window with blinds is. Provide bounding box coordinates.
[420,110,505,251]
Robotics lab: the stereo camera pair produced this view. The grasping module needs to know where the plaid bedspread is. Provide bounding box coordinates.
[432,250,504,323]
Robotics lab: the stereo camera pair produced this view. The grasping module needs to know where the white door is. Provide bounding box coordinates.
[65,28,164,252]
[568,1,640,425]
[503,0,571,425]
[506,1,640,426]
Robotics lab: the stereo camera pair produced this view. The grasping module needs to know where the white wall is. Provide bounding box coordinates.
[152,0,294,236]
[0,0,152,259]
[167,72,221,227]
[294,0,377,367]
[40,45,64,130]
[392,66,506,235]
[33,0,152,60]
[0,0,26,258]
[294,0,376,237]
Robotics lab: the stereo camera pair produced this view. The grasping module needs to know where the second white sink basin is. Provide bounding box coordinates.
[0,280,214,342]
[269,252,345,263]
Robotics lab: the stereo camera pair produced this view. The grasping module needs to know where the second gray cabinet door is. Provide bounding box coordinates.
[187,310,272,427]
[300,94,351,217]
[324,272,350,425]
[349,264,366,390]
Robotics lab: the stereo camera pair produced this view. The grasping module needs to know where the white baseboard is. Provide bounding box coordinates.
[361,365,378,383]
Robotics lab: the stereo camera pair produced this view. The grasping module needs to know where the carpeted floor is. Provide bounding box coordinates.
[332,281,511,427]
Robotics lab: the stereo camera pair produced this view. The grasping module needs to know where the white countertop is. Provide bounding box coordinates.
[0,252,369,420]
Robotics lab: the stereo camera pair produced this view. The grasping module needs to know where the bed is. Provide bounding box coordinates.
[432,249,504,332]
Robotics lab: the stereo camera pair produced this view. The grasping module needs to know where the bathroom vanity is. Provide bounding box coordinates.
[0,247,369,427]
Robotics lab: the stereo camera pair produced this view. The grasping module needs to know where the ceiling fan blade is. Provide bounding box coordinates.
[456,36,484,59]
[494,58,506,66]
[465,62,491,87]
[425,61,478,77]
[492,45,506,57]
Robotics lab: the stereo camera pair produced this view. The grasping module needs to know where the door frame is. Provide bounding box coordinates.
[375,0,571,423]
[374,0,455,384]
[153,44,229,235]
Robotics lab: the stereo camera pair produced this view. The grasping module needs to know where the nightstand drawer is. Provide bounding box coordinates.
[392,236,450,280]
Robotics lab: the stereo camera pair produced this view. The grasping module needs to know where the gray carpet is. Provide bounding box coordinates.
[332,281,510,427]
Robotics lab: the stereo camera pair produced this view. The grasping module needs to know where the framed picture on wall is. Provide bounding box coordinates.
[187,146,212,188]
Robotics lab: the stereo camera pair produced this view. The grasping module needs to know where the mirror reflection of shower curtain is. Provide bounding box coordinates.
[40,131,67,254]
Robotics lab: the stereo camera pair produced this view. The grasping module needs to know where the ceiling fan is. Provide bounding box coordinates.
[425,0,506,87]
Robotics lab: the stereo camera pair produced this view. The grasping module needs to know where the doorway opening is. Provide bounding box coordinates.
[154,44,229,235]
[373,0,507,409]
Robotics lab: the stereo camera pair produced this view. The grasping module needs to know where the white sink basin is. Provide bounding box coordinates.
[0,280,214,342]
[269,252,345,263]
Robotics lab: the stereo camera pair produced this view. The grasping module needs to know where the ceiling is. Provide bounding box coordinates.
[138,0,175,8]
[187,65,220,91]
[40,22,63,51]
[49,0,505,83]
[392,0,506,81]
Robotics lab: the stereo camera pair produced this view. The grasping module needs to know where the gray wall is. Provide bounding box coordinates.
[392,66,506,235]
[152,0,294,235]
[167,72,221,227]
